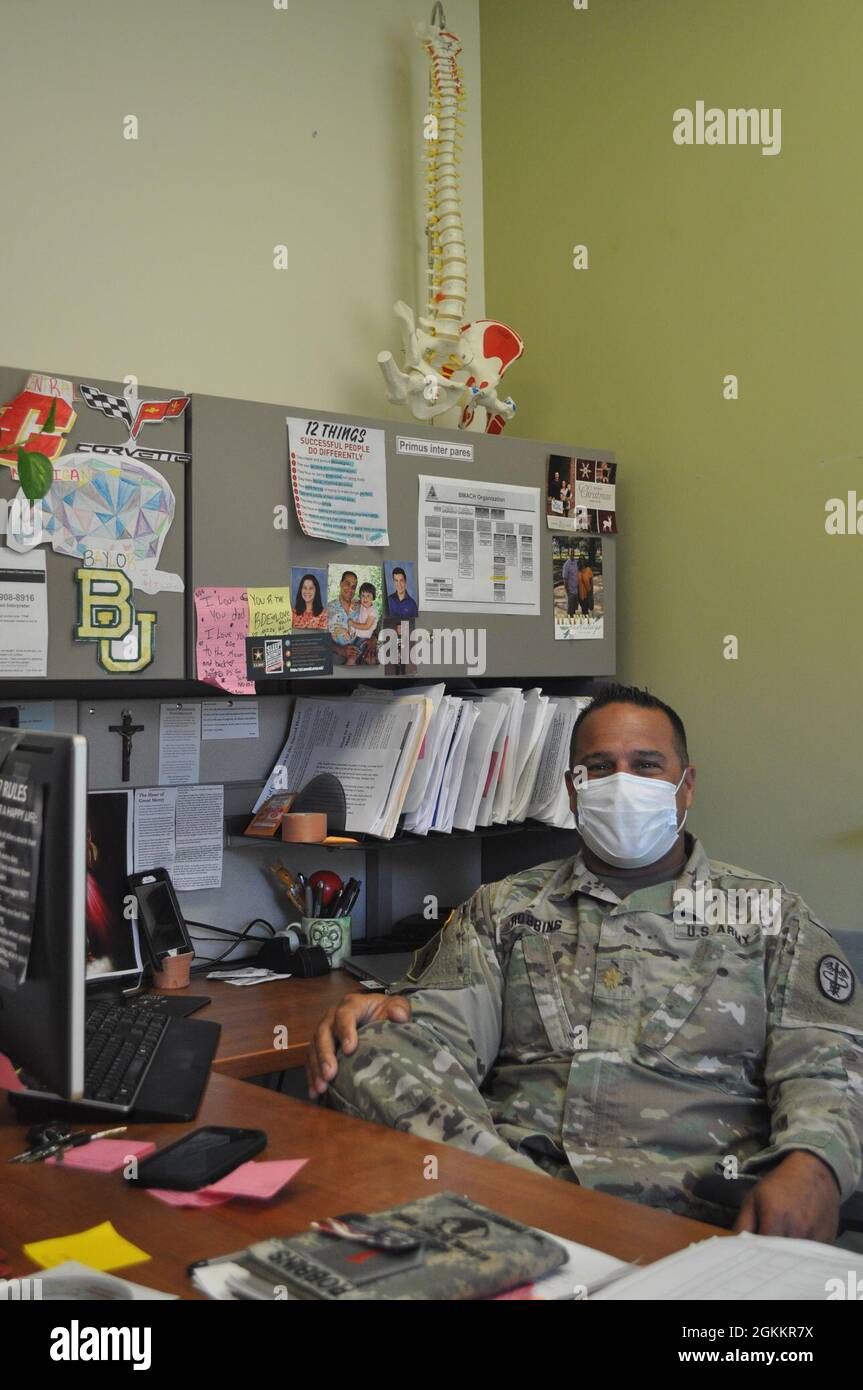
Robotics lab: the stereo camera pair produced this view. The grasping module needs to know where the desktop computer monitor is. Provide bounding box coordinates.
[0,730,87,1098]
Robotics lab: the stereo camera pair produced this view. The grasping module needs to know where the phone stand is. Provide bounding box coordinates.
[153,949,194,990]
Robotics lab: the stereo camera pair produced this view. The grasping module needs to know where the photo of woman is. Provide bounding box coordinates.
[291,568,328,630]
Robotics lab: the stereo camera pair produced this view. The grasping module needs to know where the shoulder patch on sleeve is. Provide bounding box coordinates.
[403,914,468,990]
[781,918,863,1034]
[816,954,855,1004]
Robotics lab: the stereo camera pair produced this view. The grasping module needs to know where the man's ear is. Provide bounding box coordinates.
[681,765,696,810]
[565,766,586,815]
[564,769,575,813]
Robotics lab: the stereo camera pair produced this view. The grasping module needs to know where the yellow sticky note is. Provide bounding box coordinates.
[247,586,294,637]
[23,1221,151,1272]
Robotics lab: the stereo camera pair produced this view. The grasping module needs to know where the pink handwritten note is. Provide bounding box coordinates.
[194,587,255,695]
[46,1140,155,1173]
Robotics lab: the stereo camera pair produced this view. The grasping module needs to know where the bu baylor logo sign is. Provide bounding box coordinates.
[74,568,156,672]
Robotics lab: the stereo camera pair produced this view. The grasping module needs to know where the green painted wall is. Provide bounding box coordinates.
[480,0,863,926]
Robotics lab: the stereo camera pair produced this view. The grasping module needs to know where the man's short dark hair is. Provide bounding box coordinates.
[392,567,406,581]
[340,570,358,584]
[570,683,690,770]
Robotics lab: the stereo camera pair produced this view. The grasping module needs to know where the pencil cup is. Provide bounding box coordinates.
[301,916,351,968]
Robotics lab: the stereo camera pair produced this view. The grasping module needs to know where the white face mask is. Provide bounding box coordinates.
[575,770,688,869]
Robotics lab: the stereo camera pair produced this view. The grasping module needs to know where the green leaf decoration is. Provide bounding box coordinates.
[43,399,57,434]
[17,449,54,501]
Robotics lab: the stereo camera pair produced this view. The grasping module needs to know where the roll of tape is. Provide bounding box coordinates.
[280,812,327,843]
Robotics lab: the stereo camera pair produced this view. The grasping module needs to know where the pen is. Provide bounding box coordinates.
[55,1126,128,1161]
[331,879,352,916]
[340,882,360,917]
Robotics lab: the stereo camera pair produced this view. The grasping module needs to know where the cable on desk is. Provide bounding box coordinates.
[187,917,276,969]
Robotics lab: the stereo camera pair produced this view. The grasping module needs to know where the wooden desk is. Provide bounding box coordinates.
[159,969,360,1080]
[1,1072,725,1298]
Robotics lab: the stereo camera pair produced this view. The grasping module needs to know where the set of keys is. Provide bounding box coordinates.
[8,1120,127,1164]
[310,1214,423,1253]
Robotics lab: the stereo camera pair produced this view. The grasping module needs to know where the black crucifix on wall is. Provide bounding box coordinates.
[108,709,145,783]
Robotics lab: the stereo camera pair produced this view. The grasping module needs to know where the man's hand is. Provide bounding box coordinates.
[305,992,412,1098]
[734,1151,841,1242]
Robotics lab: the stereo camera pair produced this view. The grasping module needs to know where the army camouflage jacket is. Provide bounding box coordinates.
[329,837,863,1225]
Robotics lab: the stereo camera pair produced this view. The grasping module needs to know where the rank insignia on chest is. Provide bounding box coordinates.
[601,965,623,991]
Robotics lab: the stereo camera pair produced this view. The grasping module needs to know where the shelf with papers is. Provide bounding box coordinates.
[223,816,570,851]
[223,815,577,936]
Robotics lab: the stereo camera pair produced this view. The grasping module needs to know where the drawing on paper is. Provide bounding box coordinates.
[4,380,189,595]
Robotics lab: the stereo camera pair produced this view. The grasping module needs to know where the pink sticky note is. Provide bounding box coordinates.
[46,1140,155,1173]
[147,1187,234,1209]
[0,1052,24,1092]
[194,587,255,695]
[204,1158,308,1201]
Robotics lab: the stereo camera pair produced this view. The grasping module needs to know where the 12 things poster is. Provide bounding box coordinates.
[288,416,389,546]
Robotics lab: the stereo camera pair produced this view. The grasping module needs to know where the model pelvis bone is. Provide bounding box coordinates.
[378,304,524,435]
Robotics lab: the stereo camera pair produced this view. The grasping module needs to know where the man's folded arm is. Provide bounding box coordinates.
[328,889,547,1175]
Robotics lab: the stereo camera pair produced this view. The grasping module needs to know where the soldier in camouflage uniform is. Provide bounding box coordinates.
[308,686,863,1237]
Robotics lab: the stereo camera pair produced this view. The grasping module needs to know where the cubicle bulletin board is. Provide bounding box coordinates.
[189,393,616,683]
[1,364,615,687]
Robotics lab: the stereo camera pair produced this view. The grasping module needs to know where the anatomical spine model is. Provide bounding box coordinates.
[377,10,523,434]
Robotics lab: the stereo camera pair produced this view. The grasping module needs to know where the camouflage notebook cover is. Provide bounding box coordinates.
[239,1192,568,1300]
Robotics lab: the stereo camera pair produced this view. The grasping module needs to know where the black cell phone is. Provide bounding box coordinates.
[128,868,192,968]
[129,1126,267,1190]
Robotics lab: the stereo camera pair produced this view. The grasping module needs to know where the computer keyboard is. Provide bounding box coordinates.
[15,993,220,1122]
[83,997,169,1105]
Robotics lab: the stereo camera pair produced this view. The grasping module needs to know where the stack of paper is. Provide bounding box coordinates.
[4,1260,176,1301]
[397,684,447,816]
[430,700,479,833]
[254,694,432,839]
[361,684,457,837]
[474,688,521,828]
[593,1232,859,1300]
[255,689,593,841]
[510,690,553,822]
[403,695,462,836]
[527,697,592,828]
[452,697,506,831]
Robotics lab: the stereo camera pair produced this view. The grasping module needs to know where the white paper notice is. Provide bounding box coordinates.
[417,476,540,615]
[288,415,389,546]
[134,787,177,872]
[201,700,259,741]
[15,702,54,731]
[300,746,394,833]
[173,784,224,891]
[0,548,48,676]
[158,704,201,785]
[396,435,474,463]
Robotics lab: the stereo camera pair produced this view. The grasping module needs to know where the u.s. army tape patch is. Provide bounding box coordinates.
[817,955,855,1004]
